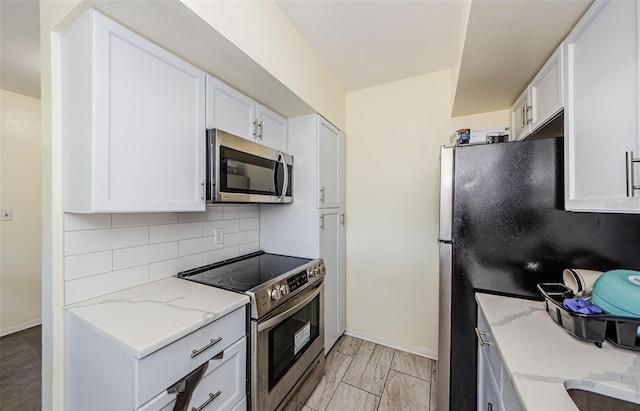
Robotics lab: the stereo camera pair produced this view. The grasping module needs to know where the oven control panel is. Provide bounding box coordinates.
[287,271,308,293]
[249,259,325,319]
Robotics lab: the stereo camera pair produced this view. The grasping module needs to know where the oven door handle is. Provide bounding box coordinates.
[257,283,323,332]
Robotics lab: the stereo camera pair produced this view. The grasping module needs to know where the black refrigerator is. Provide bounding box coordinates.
[436,137,640,411]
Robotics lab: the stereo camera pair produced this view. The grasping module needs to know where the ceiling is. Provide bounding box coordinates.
[277,0,461,93]
[0,0,40,99]
[1,0,593,115]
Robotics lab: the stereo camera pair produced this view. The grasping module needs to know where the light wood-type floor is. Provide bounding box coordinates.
[305,335,437,411]
[0,328,436,411]
[0,325,41,411]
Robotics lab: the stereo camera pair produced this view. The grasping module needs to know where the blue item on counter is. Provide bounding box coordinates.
[592,269,640,318]
[563,298,603,315]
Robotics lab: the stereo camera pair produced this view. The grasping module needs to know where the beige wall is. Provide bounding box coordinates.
[345,70,510,356]
[0,90,42,335]
[181,0,346,130]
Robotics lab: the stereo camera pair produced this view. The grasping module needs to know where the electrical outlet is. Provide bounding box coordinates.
[1,210,12,221]
[214,228,224,244]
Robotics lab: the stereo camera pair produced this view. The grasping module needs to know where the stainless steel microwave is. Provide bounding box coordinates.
[206,129,293,204]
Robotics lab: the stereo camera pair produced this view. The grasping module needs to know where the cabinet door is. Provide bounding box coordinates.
[564,0,640,212]
[206,76,256,140]
[67,11,206,212]
[477,349,501,411]
[256,103,287,151]
[510,89,531,141]
[529,46,563,132]
[319,209,344,352]
[317,118,343,208]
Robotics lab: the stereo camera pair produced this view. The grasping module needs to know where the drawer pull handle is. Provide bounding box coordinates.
[191,337,222,358]
[475,327,491,346]
[191,391,221,411]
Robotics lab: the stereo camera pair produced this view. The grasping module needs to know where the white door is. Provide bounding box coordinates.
[510,89,531,141]
[256,104,287,151]
[206,76,256,140]
[317,119,342,208]
[320,209,341,352]
[529,46,563,132]
[94,12,205,212]
[564,0,640,212]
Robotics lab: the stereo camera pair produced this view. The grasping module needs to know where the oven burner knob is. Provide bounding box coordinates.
[270,288,282,300]
[314,267,320,276]
[308,268,316,277]
[320,265,326,274]
[279,285,289,295]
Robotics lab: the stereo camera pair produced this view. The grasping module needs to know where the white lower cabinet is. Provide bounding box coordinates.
[319,208,346,351]
[138,338,247,411]
[65,306,247,411]
[476,306,522,411]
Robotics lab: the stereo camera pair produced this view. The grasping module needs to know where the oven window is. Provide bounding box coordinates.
[268,294,320,390]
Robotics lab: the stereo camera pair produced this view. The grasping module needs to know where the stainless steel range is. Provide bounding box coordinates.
[178,251,325,411]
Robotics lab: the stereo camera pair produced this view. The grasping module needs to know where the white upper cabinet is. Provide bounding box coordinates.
[529,46,564,132]
[206,76,287,151]
[206,76,255,140]
[318,119,345,208]
[564,0,640,212]
[256,103,288,152]
[61,9,206,213]
[511,46,564,141]
[511,89,531,141]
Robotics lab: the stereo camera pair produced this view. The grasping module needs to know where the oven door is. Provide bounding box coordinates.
[252,281,324,411]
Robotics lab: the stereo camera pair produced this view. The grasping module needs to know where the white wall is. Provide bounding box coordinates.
[62,206,260,305]
[345,70,510,357]
[0,89,42,336]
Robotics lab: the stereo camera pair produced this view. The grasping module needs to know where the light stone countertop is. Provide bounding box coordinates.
[65,277,249,359]
[476,293,640,410]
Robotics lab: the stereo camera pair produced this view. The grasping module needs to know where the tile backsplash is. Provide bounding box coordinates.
[63,205,260,305]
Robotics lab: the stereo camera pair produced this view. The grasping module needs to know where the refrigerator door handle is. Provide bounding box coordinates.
[439,146,454,242]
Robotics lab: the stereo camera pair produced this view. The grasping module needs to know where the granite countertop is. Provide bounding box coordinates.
[65,277,249,359]
[476,293,640,410]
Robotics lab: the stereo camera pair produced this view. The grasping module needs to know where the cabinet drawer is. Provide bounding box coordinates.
[138,338,247,411]
[188,337,246,411]
[135,306,245,408]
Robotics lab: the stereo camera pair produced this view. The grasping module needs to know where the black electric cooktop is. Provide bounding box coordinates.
[177,251,312,293]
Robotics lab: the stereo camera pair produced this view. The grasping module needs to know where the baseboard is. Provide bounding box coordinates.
[0,318,42,337]
[344,328,438,360]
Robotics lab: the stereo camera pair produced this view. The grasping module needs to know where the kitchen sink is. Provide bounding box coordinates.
[565,380,640,411]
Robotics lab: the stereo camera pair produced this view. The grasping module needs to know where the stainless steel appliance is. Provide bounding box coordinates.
[206,129,293,204]
[179,251,325,411]
[437,138,640,410]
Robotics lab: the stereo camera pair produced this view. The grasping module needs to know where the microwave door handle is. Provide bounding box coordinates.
[277,152,288,203]
[206,129,215,201]
[257,282,323,332]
